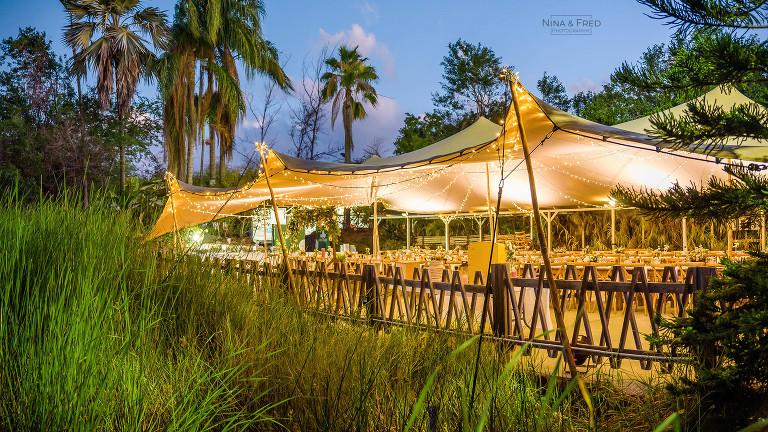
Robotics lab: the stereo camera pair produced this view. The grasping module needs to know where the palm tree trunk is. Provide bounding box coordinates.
[186,65,196,184]
[207,63,215,186]
[218,141,225,185]
[342,100,353,228]
[199,127,205,185]
[198,65,205,186]
[209,125,215,186]
[120,122,126,191]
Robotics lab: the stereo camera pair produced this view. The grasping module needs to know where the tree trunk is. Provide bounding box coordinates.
[199,126,205,186]
[120,122,126,191]
[209,125,216,186]
[198,64,205,186]
[185,64,196,184]
[207,63,216,186]
[218,140,225,186]
[342,97,353,228]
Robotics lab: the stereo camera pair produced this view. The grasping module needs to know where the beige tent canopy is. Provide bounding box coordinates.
[147,81,732,240]
[614,85,768,162]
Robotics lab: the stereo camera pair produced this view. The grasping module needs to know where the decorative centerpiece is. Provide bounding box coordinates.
[688,245,709,262]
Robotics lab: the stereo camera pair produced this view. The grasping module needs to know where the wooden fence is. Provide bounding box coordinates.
[223,258,717,371]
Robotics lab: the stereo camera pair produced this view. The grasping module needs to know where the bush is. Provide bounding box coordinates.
[656,253,768,429]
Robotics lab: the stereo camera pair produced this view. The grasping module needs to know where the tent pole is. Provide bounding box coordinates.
[682,217,688,254]
[507,73,579,378]
[259,147,297,300]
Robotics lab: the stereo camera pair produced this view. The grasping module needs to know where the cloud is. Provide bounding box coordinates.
[316,24,396,77]
[240,117,264,130]
[358,1,378,24]
[568,78,606,94]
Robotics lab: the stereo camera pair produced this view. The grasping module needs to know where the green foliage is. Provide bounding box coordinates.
[614,1,768,148]
[287,206,341,247]
[393,40,509,155]
[653,253,768,429]
[572,44,688,125]
[392,112,462,155]
[611,165,768,224]
[432,39,506,120]
[321,45,379,163]
[537,71,570,111]
[0,27,162,198]
[0,189,278,429]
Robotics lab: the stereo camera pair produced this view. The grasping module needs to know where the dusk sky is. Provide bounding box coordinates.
[0,0,676,165]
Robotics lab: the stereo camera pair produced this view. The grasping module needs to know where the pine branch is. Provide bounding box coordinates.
[610,165,768,223]
[614,32,768,94]
[638,0,768,33]
[647,97,768,150]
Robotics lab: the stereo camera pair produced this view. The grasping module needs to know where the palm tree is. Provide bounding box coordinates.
[62,0,169,191]
[159,0,290,186]
[321,45,379,164]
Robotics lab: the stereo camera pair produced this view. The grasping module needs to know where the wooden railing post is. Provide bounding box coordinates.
[491,263,509,337]
[362,264,380,325]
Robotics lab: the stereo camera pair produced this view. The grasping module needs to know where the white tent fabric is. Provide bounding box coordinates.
[614,85,768,162]
[147,81,730,240]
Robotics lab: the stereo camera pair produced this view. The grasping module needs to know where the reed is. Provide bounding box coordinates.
[0,190,691,430]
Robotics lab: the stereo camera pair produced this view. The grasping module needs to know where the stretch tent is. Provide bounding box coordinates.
[147,81,732,240]
[614,85,768,162]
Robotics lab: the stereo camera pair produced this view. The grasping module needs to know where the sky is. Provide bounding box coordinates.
[0,0,676,166]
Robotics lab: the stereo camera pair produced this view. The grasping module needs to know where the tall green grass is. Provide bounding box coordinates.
[0,190,680,430]
[0,190,277,430]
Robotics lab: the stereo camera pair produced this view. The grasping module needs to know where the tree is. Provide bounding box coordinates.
[159,0,290,186]
[0,28,160,198]
[62,0,169,191]
[320,45,379,164]
[610,1,768,427]
[570,44,688,125]
[288,49,337,161]
[432,39,506,121]
[614,1,768,147]
[536,72,570,111]
[392,112,460,155]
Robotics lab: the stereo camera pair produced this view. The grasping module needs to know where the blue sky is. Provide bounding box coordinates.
[0,0,675,164]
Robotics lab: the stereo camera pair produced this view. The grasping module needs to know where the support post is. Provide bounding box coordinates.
[372,177,379,255]
[405,213,411,249]
[477,217,484,242]
[610,207,616,250]
[259,147,297,300]
[262,202,268,265]
[507,73,579,378]
[761,213,765,251]
[486,162,494,233]
[728,223,734,257]
[442,217,450,249]
[491,263,509,337]
[682,217,688,254]
[542,211,558,252]
[529,213,534,240]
